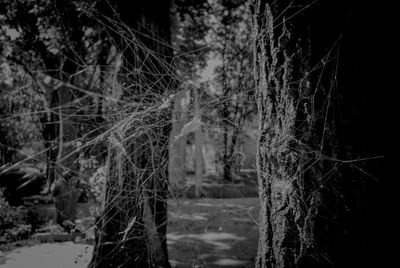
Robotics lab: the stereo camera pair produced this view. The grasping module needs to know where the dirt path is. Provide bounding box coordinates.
[0,242,92,268]
[167,197,259,267]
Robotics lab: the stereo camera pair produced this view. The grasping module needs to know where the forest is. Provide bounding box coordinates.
[0,0,389,267]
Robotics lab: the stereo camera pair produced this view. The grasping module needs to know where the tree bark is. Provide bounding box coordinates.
[252,1,316,267]
[251,1,384,267]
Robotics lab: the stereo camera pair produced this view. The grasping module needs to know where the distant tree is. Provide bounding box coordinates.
[168,0,255,184]
[0,60,46,165]
[209,0,255,182]
[168,0,208,195]
[0,0,100,184]
[0,1,121,233]
[169,0,210,191]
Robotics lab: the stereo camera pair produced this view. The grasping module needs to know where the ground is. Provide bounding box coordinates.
[0,197,259,268]
[0,242,92,268]
[167,197,259,267]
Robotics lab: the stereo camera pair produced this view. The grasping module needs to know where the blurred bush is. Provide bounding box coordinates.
[0,189,45,243]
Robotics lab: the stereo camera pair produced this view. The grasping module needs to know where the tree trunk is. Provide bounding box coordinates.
[56,57,80,175]
[252,1,315,267]
[41,89,60,191]
[89,1,173,267]
[194,87,203,197]
[51,56,81,227]
[252,1,385,267]
[222,126,231,182]
[169,89,189,193]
